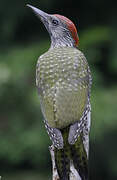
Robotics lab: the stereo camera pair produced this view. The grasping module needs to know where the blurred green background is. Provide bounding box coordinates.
[0,0,117,179]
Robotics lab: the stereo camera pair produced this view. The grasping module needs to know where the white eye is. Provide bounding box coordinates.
[52,19,59,26]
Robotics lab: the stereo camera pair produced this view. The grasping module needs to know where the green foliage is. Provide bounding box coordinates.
[0,42,51,167]
[80,26,112,48]
[3,172,50,180]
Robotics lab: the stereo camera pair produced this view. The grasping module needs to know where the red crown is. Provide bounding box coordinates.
[54,14,79,46]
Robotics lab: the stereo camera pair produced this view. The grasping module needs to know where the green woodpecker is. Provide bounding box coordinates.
[27,4,92,180]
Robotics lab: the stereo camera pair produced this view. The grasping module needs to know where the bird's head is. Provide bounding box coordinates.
[27,5,79,48]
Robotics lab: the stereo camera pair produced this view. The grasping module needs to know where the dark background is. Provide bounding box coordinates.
[0,0,117,179]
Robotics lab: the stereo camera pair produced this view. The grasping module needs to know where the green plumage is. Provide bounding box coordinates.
[36,47,90,129]
[36,46,90,180]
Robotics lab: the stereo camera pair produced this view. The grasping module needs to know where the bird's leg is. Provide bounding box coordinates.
[82,106,91,157]
[68,120,84,145]
[44,119,64,149]
[68,102,91,146]
[68,121,79,145]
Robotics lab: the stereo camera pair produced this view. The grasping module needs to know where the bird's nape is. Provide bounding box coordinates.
[54,14,79,46]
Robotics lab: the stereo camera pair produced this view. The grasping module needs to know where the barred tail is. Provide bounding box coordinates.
[70,135,88,180]
[55,148,70,180]
[54,128,88,180]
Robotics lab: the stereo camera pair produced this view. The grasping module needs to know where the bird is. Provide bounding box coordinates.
[27,4,92,180]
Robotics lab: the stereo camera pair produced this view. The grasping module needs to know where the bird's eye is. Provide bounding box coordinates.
[52,19,59,26]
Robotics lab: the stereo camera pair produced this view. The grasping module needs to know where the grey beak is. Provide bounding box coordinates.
[27,4,49,22]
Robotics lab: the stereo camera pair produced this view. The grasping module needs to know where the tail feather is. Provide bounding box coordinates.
[70,135,88,180]
[54,128,88,180]
[55,148,70,180]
